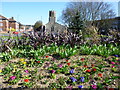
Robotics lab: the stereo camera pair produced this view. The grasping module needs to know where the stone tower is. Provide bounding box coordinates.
[49,11,56,23]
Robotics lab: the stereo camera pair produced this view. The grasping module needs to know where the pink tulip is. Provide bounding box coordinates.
[58,64,63,68]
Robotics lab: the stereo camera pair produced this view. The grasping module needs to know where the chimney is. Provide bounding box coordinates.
[49,11,56,23]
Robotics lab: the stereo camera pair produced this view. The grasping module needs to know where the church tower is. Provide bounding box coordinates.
[49,11,56,23]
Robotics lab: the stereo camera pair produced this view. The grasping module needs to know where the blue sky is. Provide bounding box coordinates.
[0,2,119,25]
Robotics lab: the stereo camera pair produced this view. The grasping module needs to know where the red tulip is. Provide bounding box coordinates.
[67,63,70,66]
[86,69,91,72]
[24,79,29,82]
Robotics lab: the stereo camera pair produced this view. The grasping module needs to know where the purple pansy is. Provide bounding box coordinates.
[70,77,77,82]
[80,77,85,82]
[78,85,83,88]
[70,69,74,74]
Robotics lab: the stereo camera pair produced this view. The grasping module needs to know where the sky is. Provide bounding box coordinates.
[0,1,119,25]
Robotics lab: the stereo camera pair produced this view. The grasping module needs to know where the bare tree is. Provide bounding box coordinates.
[61,1,116,32]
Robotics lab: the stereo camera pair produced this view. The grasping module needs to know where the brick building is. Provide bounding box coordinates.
[0,15,19,31]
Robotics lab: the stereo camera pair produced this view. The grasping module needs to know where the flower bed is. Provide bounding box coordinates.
[0,55,119,89]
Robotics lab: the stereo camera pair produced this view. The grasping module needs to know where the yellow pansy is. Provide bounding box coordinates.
[20,58,25,62]
[0,70,2,73]
[23,62,27,64]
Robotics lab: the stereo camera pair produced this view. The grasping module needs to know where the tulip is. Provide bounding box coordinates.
[114,55,118,57]
[0,70,2,73]
[112,65,115,68]
[13,31,18,34]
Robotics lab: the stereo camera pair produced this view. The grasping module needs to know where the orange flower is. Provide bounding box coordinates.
[98,73,103,77]
[24,79,29,82]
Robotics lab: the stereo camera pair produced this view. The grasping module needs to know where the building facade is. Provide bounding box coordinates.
[0,15,19,31]
[45,11,67,35]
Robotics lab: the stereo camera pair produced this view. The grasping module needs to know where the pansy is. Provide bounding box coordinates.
[92,68,97,72]
[24,70,29,73]
[66,60,69,62]
[70,77,77,82]
[0,70,2,73]
[58,64,63,68]
[84,65,88,68]
[78,85,83,88]
[69,69,74,74]
[91,64,94,67]
[37,61,40,63]
[10,76,16,80]
[80,77,85,82]
[22,62,27,64]
[98,73,103,77]
[111,65,115,68]
[111,62,115,64]
[20,58,25,62]
[114,55,119,57]
[91,85,97,89]
[67,63,70,66]
[24,79,29,82]
[51,70,56,73]
[86,69,91,72]
[46,56,49,58]
[81,58,84,61]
